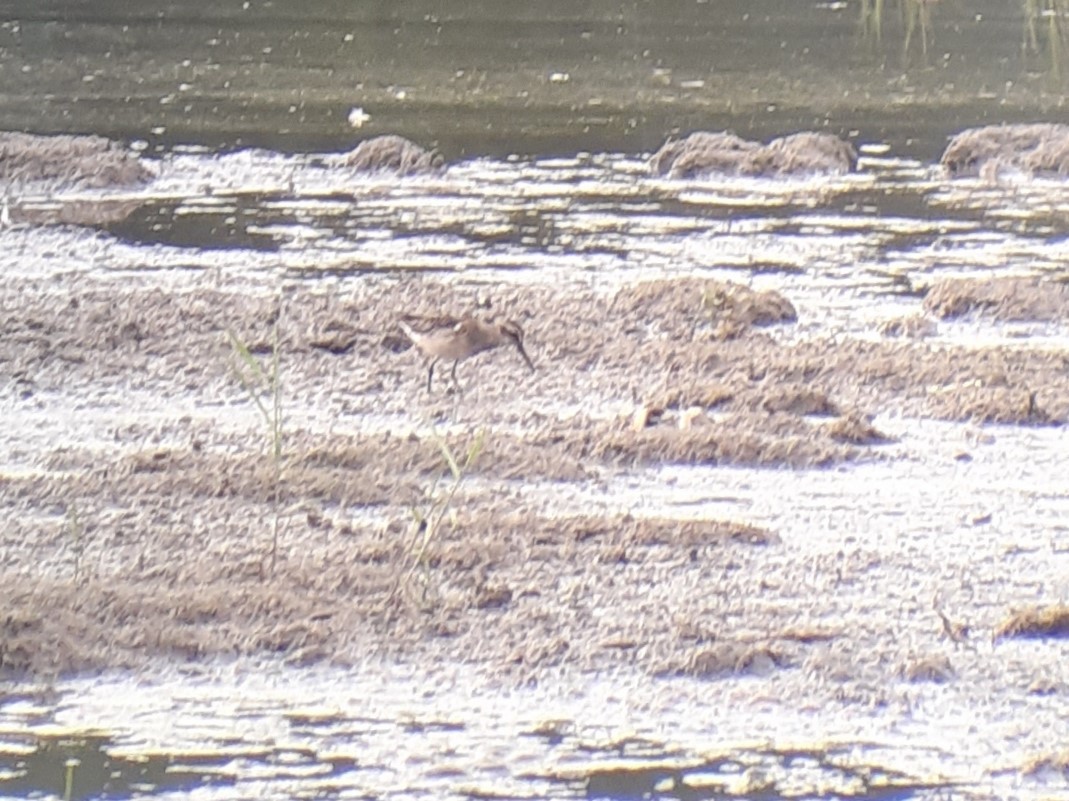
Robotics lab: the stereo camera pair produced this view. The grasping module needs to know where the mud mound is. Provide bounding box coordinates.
[0,563,389,674]
[649,130,856,178]
[941,123,1069,178]
[0,131,152,189]
[879,314,937,339]
[580,412,862,469]
[15,430,590,512]
[612,278,796,339]
[701,282,798,339]
[828,338,1068,424]
[759,384,838,416]
[649,131,763,178]
[663,642,789,678]
[763,132,858,176]
[631,379,892,450]
[338,134,443,175]
[642,383,737,416]
[640,381,847,421]
[923,277,1069,322]
[824,411,892,445]
[900,655,955,683]
[7,198,146,227]
[0,504,774,676]
[995,605,1069,640]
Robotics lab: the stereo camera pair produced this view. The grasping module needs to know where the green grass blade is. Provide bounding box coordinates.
[433,431,463,481]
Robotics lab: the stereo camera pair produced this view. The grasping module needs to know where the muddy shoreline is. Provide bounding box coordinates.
[2,267,1067,679]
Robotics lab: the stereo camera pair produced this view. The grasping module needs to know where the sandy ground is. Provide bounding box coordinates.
[2,268,1068,679]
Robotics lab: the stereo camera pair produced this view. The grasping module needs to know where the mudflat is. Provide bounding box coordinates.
[2,268,1066,678]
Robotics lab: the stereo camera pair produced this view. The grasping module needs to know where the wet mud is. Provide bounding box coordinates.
[0,132,153,226]
[941,122,1069,179]
[649,130,857,178]
[0,131,151,189]
[2,269,1068,677]
[924,275,1069,323]
[335,134,444,175]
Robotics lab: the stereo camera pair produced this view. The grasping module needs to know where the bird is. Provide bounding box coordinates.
[397,315,535,393]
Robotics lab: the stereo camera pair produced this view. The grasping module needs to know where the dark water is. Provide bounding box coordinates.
[1,0,1066,158]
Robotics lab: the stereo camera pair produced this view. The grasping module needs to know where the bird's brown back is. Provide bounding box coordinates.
[399,316,504,362]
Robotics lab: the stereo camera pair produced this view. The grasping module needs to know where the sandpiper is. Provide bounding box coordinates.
[398,315,535,392]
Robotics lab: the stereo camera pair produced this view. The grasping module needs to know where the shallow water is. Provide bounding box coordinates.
[3,653,1067,800]
[3,0,1068,156]
[4,1,1069,800]
[11,145,1069,342]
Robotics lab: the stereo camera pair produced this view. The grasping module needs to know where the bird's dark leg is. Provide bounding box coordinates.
[450,360,462,393]
[426,359,438,393]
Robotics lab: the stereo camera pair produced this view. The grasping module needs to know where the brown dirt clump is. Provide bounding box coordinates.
[0,131,153,188]
[702,282,799,339]
[0,132,153,226]
[879,314,937,339]
[941,123,1069,178]
[648,131,764,178]
[9,198,147,227]
[0,565,387,674]
[824,412,893,445]
[581,412,862,469]
[7,429,592,515]
[800,337,1069,425]
[759,385,837,416]
[900,654,956,683]
[611,278,796,340]
[923,277,1069,322]
[995,606,1069,640]
[649,130,856,178]
[763,132,858,176]
[933,387,1054,426]
[647,383,737,413]
[666,642,787,678]
[338,134,444,175]
[0,503,776,676]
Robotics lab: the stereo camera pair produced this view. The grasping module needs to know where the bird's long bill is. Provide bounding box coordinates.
[513,340,536,372]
